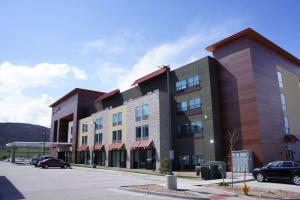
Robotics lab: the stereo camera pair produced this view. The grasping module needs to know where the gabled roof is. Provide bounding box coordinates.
[206,28,300,66]
[49,88,104,107]
[95,89,120,102]
[131,67,167,86]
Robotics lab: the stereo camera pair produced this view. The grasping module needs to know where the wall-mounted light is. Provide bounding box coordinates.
[204,114,208,119]
[210,139,214,144]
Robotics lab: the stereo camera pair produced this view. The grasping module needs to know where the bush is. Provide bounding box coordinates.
[159,157,169,174]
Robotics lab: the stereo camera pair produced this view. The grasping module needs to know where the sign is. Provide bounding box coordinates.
[169,150,174,160]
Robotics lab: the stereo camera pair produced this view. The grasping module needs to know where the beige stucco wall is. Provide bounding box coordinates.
[78,116,93,148]
[108,105,127,144]
[277,65,300,136]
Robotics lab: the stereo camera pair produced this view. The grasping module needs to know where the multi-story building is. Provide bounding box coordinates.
[49,28,300,169]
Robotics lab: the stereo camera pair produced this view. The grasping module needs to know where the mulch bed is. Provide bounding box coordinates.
[207,184,300,199]
[126,184,198,197]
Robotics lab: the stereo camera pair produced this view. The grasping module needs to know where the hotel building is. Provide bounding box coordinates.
[49,28,300,169]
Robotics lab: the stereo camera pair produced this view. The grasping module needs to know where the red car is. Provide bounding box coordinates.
[37,158,70,169]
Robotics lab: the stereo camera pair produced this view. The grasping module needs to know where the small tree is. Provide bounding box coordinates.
[159,157,169,174]
[225,128,240,188]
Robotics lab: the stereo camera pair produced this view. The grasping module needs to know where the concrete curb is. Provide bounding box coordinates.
[119,186,210,200]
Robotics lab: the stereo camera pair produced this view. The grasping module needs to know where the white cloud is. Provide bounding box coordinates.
[96,23,240,91]
[0,62,87,127]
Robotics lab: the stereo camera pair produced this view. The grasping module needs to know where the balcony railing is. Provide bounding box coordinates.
[176,83,201,95]
[177,107,202,116]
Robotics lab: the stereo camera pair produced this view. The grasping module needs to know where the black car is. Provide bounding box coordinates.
[34,156,54,167]
[30,157,40,165]
[253,161,300,185]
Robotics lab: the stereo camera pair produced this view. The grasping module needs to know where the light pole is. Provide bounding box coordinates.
[43,132,46,156]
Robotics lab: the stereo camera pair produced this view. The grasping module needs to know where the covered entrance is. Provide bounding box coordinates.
[91,144,106,166]
[78,145,90,164]
[131,140,156,170]
[108,143,126,168]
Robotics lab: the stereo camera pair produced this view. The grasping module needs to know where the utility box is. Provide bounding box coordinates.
[231,150,253,173]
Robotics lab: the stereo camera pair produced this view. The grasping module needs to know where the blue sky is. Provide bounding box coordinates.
[0,0,299,126]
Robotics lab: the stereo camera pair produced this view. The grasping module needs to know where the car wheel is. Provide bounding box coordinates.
[256,173,264,182]
[35,164,38,167]
[44,165,48,169]
[63,164,68,169]
[292,175,300,186]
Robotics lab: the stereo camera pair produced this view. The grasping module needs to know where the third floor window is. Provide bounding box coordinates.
[188,75,200,87]
[280,93,287,111]
[95,118,103,130]
[82,123,88,132]
[113,112,122,126]
[135,104,149,121]
[277,71,283,88]
[176,80,186,91]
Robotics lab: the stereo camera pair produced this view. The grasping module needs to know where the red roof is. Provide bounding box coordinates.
[78,145,89,151]
[95,89,120,102]
[131,68,167,86]
[90,144,104,151]
[138,139,153,149]
[108,143,125,151]
[50,88,104,107]
[131,141,142,150]
[206,28,300,66]
[284,134,299,143]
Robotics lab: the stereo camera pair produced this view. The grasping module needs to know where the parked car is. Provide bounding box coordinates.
[34,156,54,167]
[253,161,300,185]
[37,158,70,169]
[30,157,40,165]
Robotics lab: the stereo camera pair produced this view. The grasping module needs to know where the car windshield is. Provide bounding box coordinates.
[265,161,280,168]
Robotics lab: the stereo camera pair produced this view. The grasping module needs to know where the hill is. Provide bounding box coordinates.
[0,123,50,147]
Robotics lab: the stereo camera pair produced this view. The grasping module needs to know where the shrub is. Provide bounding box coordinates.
[159,157,169,174]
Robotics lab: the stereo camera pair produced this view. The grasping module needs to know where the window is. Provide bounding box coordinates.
[81,136,88,145]
[177,124,189,134]
[113,112,122,126]
[284,116,289,134]
[177,101,187,112]
[280,93,287,111]
[282,161,293,168]
[142,104,149,120]
[112,131,117,142]
[298,78,300,89]
[176,80,186,91]
[136,126,142,140]
[192,155,204,165]
[143,125,149,138]
[191,121,203,134]
[117,112,122,125]
[188,75,200,87]
[135,106,142,121]
[95,118,103,130]
[294,162,300,167]
[178,155,189,165]
[82,123,88,132]
[277,71,283,88]
[189,97,201,110]
[117,130,122,141]
[95,133,102,144]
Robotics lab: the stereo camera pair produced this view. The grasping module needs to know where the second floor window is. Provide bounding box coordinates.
[113,112,122,126]
[188,75,200,87]
[284,116,289,134]
[112,130,122,143]
[277,71,283,88]
[142,125,149,138]
[95,133,102,144]
[189,97,201,110]
[136,126,142,140]
[82,123,88,132]
[190,121,203,134]
[177,101,187,112]
[81,135,88,146]
[176,80,186,91]
[177,124,189,134]
[95,118,103,130]
[280,93,287,111]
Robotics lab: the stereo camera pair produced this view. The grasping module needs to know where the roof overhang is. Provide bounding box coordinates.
[95,89,120,102]
[131,67,167,86]
[206,28,300,66]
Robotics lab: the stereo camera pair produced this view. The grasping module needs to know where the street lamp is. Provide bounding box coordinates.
[92,121,96,168]
[43,132,46,156]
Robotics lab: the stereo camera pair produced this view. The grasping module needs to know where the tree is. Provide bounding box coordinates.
[225,128,240,188]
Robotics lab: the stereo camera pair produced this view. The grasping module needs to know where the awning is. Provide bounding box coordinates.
[78,145,89,151]
[284,134,299,143]
[108,143,125,151]
[138,139,153,149]
[91,144,104,151]
[131,141,141,150]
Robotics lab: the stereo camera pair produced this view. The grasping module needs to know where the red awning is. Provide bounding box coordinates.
[131,68,167,86]
[138,139,153,149]
[108,143,125,151]
[78,145,89,151]
[131,141,141,150]
[91,144,104,151]
[284,134,299,143]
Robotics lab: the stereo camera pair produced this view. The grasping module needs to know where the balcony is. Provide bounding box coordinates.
[177,131,204,139]
[177,107,202,116]
[175,84,201,96]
